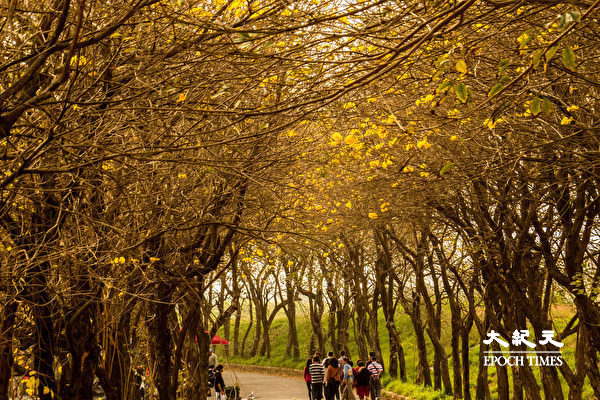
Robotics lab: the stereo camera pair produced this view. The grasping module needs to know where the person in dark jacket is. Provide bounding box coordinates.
[214,365,226,400]
[354,361,371,399]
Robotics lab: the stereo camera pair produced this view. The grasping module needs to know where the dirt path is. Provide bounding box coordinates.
[220,371,309,400]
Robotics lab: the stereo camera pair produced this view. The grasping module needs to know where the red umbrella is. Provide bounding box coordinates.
[194,331,230,345]
[211,334,230,345]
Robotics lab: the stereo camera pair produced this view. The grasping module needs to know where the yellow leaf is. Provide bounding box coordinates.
[368,212,379,219]
[176,93,186,103]
[345,201,352,209]
[456,59,468,74]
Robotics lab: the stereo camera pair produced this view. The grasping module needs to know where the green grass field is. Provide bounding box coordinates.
[221,303,592,400]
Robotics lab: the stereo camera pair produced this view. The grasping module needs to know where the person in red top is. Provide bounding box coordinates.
[304,356,314,400]
[354,360,371,399]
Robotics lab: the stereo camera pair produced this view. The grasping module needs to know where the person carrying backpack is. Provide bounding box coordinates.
[367,355,383,400]
[341,358,357,400]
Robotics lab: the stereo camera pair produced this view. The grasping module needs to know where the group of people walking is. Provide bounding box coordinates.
[303,350,384,400]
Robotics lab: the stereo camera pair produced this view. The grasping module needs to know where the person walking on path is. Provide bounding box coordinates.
[337,351,346,367]
[208,348,218,368]
[214,365,226,400]
[354,360,371,400]
[304,357,313,400]
[341,358,357,400]
[323,351,334,368]
[324,358,341,400]
[310,356,326,400]
[367,355,383,400]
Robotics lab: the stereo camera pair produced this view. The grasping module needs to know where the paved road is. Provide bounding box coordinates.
[221,371,309,400]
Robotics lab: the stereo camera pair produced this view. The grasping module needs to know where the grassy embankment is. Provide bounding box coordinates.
[220,303,590,400]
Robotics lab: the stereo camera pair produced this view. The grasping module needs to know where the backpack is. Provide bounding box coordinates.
[208,368,215,388]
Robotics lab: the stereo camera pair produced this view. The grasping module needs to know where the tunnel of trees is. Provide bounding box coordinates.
[1,0,600,399]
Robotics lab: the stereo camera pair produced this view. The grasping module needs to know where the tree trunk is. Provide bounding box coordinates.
[233,304,242,356]
[586,350,600,399]
[519,363,542,400]
[512,364,524,400]
[97,306,135,400]
[427,326,453,395]
[327,304,338,355]
[249,301,261,357]
[369,287,383,370]
[240,302,253,357]
[196,331,211,400]
[491,342,509,400]
[409,297,431,387]
[451,316,463,399]
[533,326,563,400]
[147,282,174,400]
[337,302,351,358]
[475,338,490,400]
[33,284,56,400]
[307,292,326,354]
[259,308,269,357]
[461,315,473,400]
[0,301,17,400]
[64,298,98,400]
[433,345,442,391]
[285,289,300,359]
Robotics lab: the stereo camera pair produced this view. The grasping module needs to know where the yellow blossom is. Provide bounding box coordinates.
[344,134,358,146]
[417,138,431,149]
[560,117,573,125]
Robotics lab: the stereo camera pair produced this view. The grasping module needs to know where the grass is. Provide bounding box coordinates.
[219,302,593,399]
